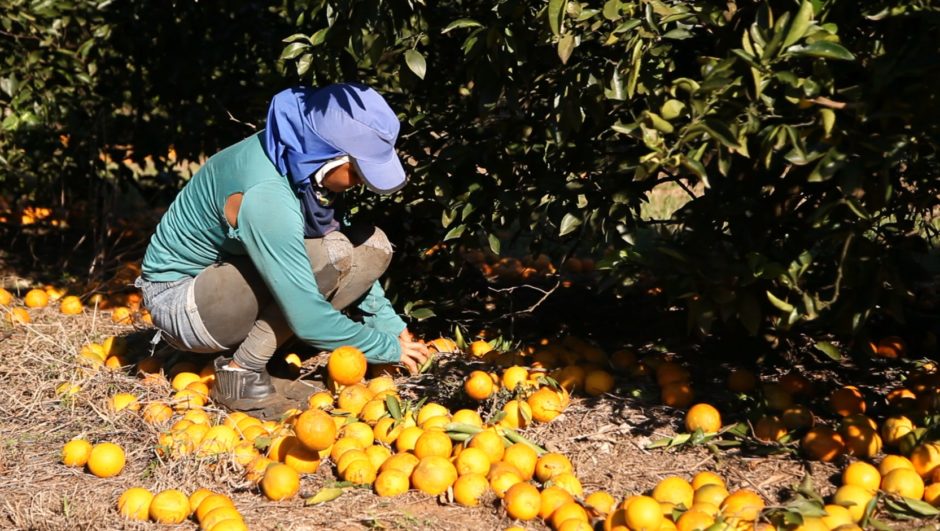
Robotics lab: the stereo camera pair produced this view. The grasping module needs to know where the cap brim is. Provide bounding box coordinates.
[352,156,407,195]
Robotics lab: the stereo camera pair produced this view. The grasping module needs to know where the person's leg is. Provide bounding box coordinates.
[328,225,394,310]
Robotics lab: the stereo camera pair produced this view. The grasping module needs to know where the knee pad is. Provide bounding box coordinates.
[318,231,354,274]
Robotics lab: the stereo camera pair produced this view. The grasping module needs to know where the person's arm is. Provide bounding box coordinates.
[237,183,401,363]
[357,281,407,337]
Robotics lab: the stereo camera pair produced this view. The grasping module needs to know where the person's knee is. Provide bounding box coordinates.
[308,231,354,273]
[354,226,393,279]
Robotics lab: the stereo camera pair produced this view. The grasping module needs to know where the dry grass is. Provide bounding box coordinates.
[0,304,928,530]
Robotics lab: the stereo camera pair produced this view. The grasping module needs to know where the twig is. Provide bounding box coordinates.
[487,280,561,315]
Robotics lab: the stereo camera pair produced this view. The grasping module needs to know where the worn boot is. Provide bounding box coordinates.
[210,356,297,420]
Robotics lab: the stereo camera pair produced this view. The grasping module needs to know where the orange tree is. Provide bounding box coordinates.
[2,0,938,354]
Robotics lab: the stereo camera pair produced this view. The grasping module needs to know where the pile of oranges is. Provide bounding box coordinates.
[1,285,150,325]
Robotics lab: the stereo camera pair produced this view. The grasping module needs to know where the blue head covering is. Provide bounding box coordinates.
[263,84,406,194]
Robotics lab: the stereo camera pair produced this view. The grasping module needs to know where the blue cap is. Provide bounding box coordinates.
[264,84,407,194]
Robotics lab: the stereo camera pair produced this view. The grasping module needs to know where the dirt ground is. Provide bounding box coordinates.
[0,302,933,530]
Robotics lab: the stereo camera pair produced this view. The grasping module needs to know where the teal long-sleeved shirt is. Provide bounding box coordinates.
[141,132,405,362]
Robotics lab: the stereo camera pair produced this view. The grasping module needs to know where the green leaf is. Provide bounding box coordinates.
[787,41,855,61]
[782,0,814,49]
[814,341,842,360]
[295,54,313,76]
[819,108,835,136]
[442,19,482,34]
[443,224,466,241]
[409,308,436,321]
[559,213,582,237]
[697,119,742,150]
[548,0,568,37]
[602,0,621,21]
[280,42,309,60]
[487,233,501,255]
[660,99,686,120]
[557,33,576,64]
[404,50,427,79]
[766,291,795,312]
[304,487,344,506]
[897,497,940,516]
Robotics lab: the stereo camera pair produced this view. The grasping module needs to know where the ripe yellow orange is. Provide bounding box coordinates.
[455,447,491,476]
[882,467,925,499]
[691,471,724,490]
[195,494,235,522]
[86,442,125,478]
[111,306,133,324]
[117,487,153,521]
[468,339,493,357]
[879,454,916,476]
[342,458,377,485]
[452,408,484,428]
[535,452,573,483]
[199,425,239,456]
[656,362,690,386]
[283,440,321,474]
[453,473,490,506]
[881,416,915,447]
[554,364,588,391]
[820,504,853,529]
[843,461,881,493]
[307,391,334,410]
[468,429,505,464]
[503,442,538,481]
[830,386,866,417]
[584,369,616,396]
[59,295,83,315]
[411,455,458,495]
[685,404,721,433]
[337,383,374,416]
[24,288,49,308]
[61,439,93,467]
[294,408,337,452]
[719,489,764,521]
[489,466,523,498]
[875,336,906,359]
[675,509,714,531]
[328,345,368,385]
[503,482,541,520]
[465,370,495,401]
[416,402,450,425]
[620,495,662,531]
[149,489,189,524]
[261,463,300,500]
[0,288,12,306]
[372,417,403,445]
[142,402,174,425]
[652,476,694,509]
[781,406,816,430]
[801,426,845,462]
[923,483,940,506]
[539,485,574,521]
[528,387,565,423]
[395,426,425,453]
[585,490,616,516]
[550,501,590,530]
[340,421,375,447]
[910,443,940,479]
[550,472,584,497]
[374,468,410,497]
[499,399,532,430]
[502,366,529,391]
[754,415,787,442]
[414,430,454,459]
[201,506,243,530]
[840,423,882,458]
[661,382,695,408]
[380,452,420,476]
[7,307,30,324]
[832,484,873,522]
[693,484,729,507]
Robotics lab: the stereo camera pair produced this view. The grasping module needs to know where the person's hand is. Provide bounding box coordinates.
[398,328,430,375]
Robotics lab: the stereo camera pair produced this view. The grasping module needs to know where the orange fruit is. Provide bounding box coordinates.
[453,473,490,507]
[374,468,410,497]
[452,408,484,428]
[337,383,374,416]
[539,485,574,520]
[294,408,337,452]
[201,506,244,530]
[528,387,565,423]
[0,288,12,306]
[195,494,234,522]
[843,461,880,493]
[761,383,794,411]
[693,484,729,507]
[910,443,940,479]
[881,467,925,499]
[7,307,30,324]
[199,425,239,456]
[59,295,83,315]
[111,306,133,324]
[502,366,529,391]
[489,466,523,498]
[413,430,454,459]
[675,510,714,531]
[340,421,375,447]
[380,452,420,476]
[584,369,616,396]
[411,455,458,495]
[801,426,845,462]
[468,339,493,357]
[148,489,189,524]
[923,483,940,506]
[830,386,866,417]
[416,402,450,425]
[468,429,505,464]
[610,349,637,372]
[455,447,491,476]
[395,426,425,453]
[661,382,695,408]
[875,336,906,358]
[881,416,915,447]
[142,402,174,425]
[550,472,583,497]
[535,452,573,483]
[503,482,541,520]
[779,371,813,396]
[781,406,816,430]
[554,364,588,391]
[24,288,49,308]
[840,424,882,458]
[656,362,690,386]
[465,371,495,401]
[117,487,153,521]
[754,415,787,442]
[820,504,853,529]
[283,439,321,474]
[832,484,873,522]
[691,471,725,490]
[719,489,764,521]
[307,391,334,410]
[86,442,125,478]
[499,399,532,430]
[652,476,694,509]
[623,495,663,531]
[503,443,538,481]
[685,404,721,433]
[880,454,916,476]
[342,458,377,485]
[328,345,367,385]
[261,463,300,500]
[585,490,616,516]
[551,501,590,530]
[61,439,93,467]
